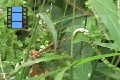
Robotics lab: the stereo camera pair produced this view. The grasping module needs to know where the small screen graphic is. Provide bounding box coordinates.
[7,6,28,28]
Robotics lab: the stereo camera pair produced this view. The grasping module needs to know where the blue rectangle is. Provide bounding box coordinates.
[12,22,22,28]
[12,7,22,12]
[12,13,22,21]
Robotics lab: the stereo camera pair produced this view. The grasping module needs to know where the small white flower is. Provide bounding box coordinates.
[15,63,19,68]
[23,1,27,4]
[40,45,45,49]
[0,9,3,14]
[84,32,89,35]
[81,29,85,32]
[73,28,89,36]
[39,20,42,24]
[88,73,91,77]
[46,9,50,13]
[84,29,89,33]
[36,14,39,18]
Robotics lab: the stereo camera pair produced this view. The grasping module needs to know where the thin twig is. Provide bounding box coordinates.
[64,0,94,16]
[0,56,7,80]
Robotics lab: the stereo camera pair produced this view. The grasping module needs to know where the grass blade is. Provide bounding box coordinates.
[7,55,70,78]
[39,13,58,53]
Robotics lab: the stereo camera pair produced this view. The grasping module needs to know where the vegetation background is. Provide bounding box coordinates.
[0,0,120,80]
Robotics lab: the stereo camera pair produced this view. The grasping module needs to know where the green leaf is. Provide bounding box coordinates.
[17,40,23,47]
[73,32,89,43]
[76,53,120,66]
[54,53,120,80]
[54,67,69,80]
[94,63,109,80]
[51,5,63,20]
[39,13,57,53]
[8,55,70,77]
[0,0,4,4]
[110,72,120,80]
[97,63,120,80]
[93,41,120,50]
[73,62,92,80]
[53,14,86,25]
[90,0,120,47]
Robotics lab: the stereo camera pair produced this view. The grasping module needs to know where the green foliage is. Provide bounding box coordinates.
[0,0,120,80]
[38,13,58,53]
[90,0,120,49]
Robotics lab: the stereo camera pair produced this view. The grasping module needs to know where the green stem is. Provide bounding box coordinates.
[58,2,68,39]
[70,0,76,79]
[106,54,116,80]
[73,42,83,59]
[19,0,46,79]
[19,17,39,80]
[9,30,15,72]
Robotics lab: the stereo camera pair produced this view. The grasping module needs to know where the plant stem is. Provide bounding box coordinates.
[58,1,68,39]
[70,0,75,79]
[106,55,116,80]
[19,17,39,80]
[19,0,47,79]
[9,30,14,72]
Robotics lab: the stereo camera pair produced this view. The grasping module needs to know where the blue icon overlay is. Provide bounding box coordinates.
[7,6,28,28]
